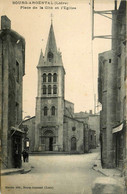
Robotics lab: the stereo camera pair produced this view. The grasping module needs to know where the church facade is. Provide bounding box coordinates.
[23,22,96,154]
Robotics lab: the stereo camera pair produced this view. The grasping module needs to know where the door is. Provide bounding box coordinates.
[12,135,22,168]
[71,137,76,151]
[49,137,53,151]
[45,137,53,151]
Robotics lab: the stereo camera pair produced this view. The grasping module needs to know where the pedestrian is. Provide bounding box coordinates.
[26,150,29,162]
[22,149,27,162]
[14,150,19,168]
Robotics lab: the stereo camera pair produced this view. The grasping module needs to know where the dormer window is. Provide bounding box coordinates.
[48,51,53,62]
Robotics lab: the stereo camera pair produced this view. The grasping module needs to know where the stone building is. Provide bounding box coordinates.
[98,0,126,168]
[0,16,25,168]
[23,22,87,154]
[74,111,99,149]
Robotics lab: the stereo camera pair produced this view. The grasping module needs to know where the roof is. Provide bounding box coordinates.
[37,50,44,67]
[45,23,57,58]
[64,115,84,124]
[11,126,25,134]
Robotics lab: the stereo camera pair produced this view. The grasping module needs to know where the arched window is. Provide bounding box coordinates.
[53,85,57,94]
[48,73,52,82]
[44,107,48,116]
[53,73,57,82]
[43,85,46,94]
[48,85,51,94]
[51,106,55,116]
[43,73,46,82]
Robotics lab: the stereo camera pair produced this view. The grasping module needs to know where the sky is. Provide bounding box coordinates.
[1,0,120,118]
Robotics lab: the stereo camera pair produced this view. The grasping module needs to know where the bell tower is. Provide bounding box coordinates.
[34,21,65,152]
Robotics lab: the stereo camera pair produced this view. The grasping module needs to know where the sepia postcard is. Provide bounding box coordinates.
[0,0,126,194]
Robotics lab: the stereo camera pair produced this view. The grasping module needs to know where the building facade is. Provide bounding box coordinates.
[0,16,25,168]
[74,111,99,149]
[98,0,126,168]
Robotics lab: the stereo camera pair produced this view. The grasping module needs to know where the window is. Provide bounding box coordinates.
[51,106,55,115]
[53,73,57,82]
[53,85,57,94]
[16,61,19,83]
[48,73,52,82]
[43,85,46,94]
[109,59,111,63]
[43,73,46,82]
[48,85,51,94]
[44,107,48,116]
[72,127,76,131]
[48,51,53,62]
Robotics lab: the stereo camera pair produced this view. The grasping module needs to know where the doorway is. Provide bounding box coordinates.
[12,135,22,168]
[71,137,76,151]
[45,137,53,151]
[49,137,53,151]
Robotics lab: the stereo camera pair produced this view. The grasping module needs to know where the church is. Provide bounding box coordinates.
[23,21,96,153]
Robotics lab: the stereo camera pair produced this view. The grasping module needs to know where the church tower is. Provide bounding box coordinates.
[34,21,65,152]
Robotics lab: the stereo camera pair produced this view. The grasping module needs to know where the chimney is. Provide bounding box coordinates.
[1,16,11,30]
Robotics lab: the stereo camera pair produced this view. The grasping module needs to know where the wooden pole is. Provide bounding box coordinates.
[91,0,94,40]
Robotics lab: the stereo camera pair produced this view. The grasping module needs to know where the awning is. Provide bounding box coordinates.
[112,123,123,134]
[11,126,25,136]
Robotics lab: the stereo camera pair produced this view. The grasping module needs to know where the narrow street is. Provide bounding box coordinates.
[1,150,104,194]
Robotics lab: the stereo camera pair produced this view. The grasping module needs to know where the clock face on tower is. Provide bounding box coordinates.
[48,51,54,61]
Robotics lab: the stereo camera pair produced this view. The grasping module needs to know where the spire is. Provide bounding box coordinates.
[44,22,57,64]
[37,49,44,67]
[51,13,53,24]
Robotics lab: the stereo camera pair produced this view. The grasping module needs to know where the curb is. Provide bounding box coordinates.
[1,168,24,176]
[1,167,32,175]
[92,166,108,177]
[21,168,32,174]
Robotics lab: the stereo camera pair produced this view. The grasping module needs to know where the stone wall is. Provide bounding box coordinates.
[98,0,126,168]
[0,16,25,168]
[64,116,84,153]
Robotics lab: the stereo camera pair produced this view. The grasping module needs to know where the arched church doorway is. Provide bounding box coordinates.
[71,137,76,151]
[44,130,54,151]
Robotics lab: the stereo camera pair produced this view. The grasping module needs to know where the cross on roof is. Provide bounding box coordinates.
[50,13,53,23]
